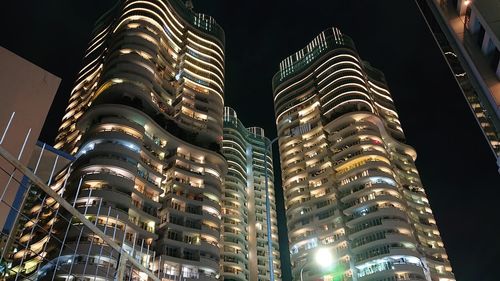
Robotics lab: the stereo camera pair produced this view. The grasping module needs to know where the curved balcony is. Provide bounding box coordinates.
[168,192,221,212]
[200,240,220,255]
[355,246,420,266]
[351,233,417,254]
[222,247,247,266]
[129,203,159,223]
[349,218,412,240]
[358,263,426,281]
[78,188,131,210]
[139,158,163,178]
[92,142,141,161]
[338,169,397,192]
[157,254,220,273]
[82,172,135,191]
[222,227,245,242]
[346,207,409,228]
[86,156,138,174]
[222,270,247,281]
[167,206,219,226]
[84,128,143,145]
[57,262,115,281]
[343,194,404,216]
[201,224,220,238]
[341,182,398,203]
[331,147,388,169]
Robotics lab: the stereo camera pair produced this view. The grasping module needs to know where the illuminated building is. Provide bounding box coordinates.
[222,107,281,281]
[415,0,500,172]
[273,27,455,281]
[39,0,226,279]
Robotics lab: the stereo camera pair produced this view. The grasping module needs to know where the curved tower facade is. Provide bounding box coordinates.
[42,0,227,280]
[222,107,281,281]
[273,28,455,281]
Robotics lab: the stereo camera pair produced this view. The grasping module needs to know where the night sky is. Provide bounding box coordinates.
[1,1,499,280]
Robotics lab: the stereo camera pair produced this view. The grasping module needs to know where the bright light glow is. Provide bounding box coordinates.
[315,248,334,268]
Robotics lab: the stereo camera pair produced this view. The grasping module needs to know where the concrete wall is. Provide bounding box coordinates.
[0,46,60,232]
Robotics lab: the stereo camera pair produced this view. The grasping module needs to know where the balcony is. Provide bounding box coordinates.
[358,261,426,281]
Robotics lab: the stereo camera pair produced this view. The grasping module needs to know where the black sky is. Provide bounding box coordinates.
[1,1,499,280]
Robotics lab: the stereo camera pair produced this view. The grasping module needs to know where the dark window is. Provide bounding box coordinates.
[477,24,486,47]
[490,47,500,71]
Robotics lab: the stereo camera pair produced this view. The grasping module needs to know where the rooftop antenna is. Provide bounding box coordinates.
[185,0,194,10]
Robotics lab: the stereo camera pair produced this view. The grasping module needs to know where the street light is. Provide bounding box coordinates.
[315,247,334,269]
[300,247,335,281]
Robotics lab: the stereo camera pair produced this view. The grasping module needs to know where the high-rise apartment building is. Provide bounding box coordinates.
[43,0,227,280]
[414,0,500,172]
[222,107,281,281]
[273,28,455,281]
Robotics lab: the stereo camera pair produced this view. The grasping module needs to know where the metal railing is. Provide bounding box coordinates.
[0,112,161,281]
